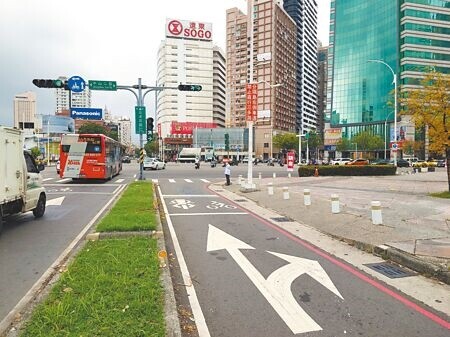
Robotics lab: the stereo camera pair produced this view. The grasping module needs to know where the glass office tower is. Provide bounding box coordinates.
[327,0,450,146]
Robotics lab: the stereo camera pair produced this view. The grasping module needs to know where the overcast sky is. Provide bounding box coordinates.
[0,0,330,130]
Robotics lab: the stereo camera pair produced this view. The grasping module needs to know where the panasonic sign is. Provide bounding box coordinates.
[70,108,102,120]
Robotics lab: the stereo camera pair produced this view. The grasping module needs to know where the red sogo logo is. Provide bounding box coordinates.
[168,20,212,39]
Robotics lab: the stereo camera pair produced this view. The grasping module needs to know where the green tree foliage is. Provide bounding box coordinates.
[336,138,351,152]
[273,133,298,151]
[109,131,119,141]
[144,138,159,157]
[30,146,41,159]
[400,70,450,191]
[78,122,110,135]
[306,131,322,152]
[353,131,384,151]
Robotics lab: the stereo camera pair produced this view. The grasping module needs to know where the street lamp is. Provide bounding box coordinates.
[384,110,394,159]
[368,59,397,166]
[296,131,304,164]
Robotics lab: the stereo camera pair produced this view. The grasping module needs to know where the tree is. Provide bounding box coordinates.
[336,138,351,152]
[30,146,41,159]
[144,138,159,157]
[273,133,298,152]
[400,70,450,191]
[78,122,109,135]
[109,131,119,141]
[352,131,384,152]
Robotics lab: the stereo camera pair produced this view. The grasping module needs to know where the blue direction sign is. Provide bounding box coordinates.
[70,108,102,120]
[68,76,86,93]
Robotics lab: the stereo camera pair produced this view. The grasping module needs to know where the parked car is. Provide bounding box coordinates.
[330,158,352,165]
[121,155,131,163]
[390,159,410,167]
[371,159,390,165]
[56,160,60,174]
[346,158,369,166]
[436,159,446,167]
[143,157,166,170]
[242,156,249,163]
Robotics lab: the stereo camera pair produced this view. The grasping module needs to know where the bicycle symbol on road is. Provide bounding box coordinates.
[170,199,196,210]
[206,200,237,210]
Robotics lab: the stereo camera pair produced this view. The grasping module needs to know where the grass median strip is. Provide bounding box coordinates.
[97,181,157,232]
[20,237,165,337]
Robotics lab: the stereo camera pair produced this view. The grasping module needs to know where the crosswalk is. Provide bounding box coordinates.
[43,177,213,185]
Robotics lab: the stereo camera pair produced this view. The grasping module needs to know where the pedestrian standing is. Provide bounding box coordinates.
[224,162,231,186]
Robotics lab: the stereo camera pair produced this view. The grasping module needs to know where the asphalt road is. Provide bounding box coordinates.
[159,177,450,337]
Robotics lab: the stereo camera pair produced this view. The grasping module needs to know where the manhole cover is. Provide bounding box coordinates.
[364,262,416,278]
[234,199,247,202]
[271,217,290,222]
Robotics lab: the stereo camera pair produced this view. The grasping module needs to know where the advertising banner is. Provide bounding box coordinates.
[245,83,258,122]
[40,115,75,134]
[70,108,102,120]
[287,151,295,172]
[171,121,217,135]
[166,19,212,41]
[324,128,342,146]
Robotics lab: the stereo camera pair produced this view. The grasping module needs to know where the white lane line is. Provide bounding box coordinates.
[43,178,54,181]
[169,179,176,183]
[152,179,159,183]
[170,212,247,216]
[115,178,125,183]
[185,179,193,183]
[56,178,71,183]
[200,179,210,183]
[162,195,218,198]
[157,185,211,337]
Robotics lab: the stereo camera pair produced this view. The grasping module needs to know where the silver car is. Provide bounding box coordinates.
[143,157,166,170]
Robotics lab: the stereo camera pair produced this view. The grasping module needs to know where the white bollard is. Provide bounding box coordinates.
[267,182,274,196]
[371,201,383,225]
[238,175,242,185]
[273,172,276,178]
[259,172,262,180]
[331,194,340,214]
[303,189,311,206]
[283,187,289,200]
[288,172,291,178]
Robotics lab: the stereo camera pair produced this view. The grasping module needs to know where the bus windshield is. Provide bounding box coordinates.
[61,136,102,153]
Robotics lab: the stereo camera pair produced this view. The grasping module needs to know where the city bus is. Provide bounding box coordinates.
[59,133,125,180]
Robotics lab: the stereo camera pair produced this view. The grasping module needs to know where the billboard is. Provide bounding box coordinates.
[324,128,342,146]
[40,115,75,134]
[166,19,212,41]
[245,83,258,122]
[70,108,102,120]
[171,121,217,135]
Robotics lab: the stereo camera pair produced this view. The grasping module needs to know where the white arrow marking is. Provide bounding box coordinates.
[207,225,343,334]
[46,196,65,206]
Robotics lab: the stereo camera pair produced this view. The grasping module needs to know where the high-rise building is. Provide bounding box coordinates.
[317,44,328,137]
[213,46,226,128]
[283,0,319,134]
[226,0,297,159]
[116,116,132,147]
[14,91,36,134]
[55,76,91,113]
[326,0,450,156]
[156,19,215,138]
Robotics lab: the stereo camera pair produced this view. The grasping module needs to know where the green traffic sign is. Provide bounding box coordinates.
[135,106,146,134]
[88,80,117,91]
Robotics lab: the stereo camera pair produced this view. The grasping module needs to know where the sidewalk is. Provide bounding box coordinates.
[215,169,450,284]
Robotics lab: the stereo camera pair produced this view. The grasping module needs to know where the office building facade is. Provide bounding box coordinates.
[226,0,297,159]
[283,0,319,134]
[326,0,449,156]
[13,91,36,134]
[213,46,227,128]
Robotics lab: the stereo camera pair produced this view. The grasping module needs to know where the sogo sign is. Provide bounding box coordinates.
[166,19,212,41]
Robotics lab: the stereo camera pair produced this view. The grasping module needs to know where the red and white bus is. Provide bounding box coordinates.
[59,134,125,180]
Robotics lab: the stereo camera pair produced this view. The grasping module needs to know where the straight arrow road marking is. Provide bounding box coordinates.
[207,225,343,334]
[46,196,65,206]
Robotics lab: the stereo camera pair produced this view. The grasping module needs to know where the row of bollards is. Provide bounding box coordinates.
[267,185,383,225]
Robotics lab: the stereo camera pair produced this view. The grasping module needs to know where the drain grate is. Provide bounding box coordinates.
[364,262,416,279]
[271,217,291,222]
[234,199,247,202]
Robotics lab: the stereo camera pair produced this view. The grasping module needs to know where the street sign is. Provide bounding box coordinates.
[135,106,146,134]
[391,143,398,151]
[287,151,295,172]
[70,108,102,120]
[245,83,258,122]
[68,76,86,93]
[88,80,117,91]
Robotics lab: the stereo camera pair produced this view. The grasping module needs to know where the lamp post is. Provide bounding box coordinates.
[368,59,397,166]
[384,110,394,159]
[47,117,50,166]
[296,130,304,163]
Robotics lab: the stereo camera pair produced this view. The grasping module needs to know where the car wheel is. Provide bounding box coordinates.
[33,193,46,218]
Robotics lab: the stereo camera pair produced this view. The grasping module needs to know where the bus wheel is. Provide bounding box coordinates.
[33,193,46,218]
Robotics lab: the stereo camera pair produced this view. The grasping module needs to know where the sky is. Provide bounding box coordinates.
[0,0,331,131]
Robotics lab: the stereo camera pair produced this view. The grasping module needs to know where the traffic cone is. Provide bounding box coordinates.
[314,167,319,177]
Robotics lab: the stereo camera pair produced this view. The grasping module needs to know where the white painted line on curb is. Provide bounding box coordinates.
[0,184,127,334]
[152,179,159,183]
[157,185,211,337]
[170,212,248,216]
[162,194,219,198]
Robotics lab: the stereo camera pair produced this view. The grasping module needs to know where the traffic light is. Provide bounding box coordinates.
[32,79,66,89]
[178,84,202,92]
[224,133,230,151]
[146,117,154,142]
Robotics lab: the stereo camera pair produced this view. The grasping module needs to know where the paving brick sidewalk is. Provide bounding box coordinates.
[218,169,450,283]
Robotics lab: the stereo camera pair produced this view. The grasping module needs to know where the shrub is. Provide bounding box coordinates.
[298,165,396,177]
